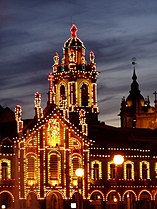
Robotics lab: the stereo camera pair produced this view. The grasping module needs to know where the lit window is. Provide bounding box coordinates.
[110,164,116,179]
[91,160,102,180]
[126,164,132,179]
[0,159,11,179]
[26,155,38,185]
[93,163,99,180]
[124,160,134,179]
[50,154,58,179]
[48,153,61,185]
[140,161,150,179]
[2,162,8,179]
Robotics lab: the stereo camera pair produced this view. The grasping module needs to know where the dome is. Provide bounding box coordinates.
[126,93,145,107]
[126,69,145,107]
[64,24,85,49]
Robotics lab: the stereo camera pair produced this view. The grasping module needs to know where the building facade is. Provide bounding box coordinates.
[0,25,157,209]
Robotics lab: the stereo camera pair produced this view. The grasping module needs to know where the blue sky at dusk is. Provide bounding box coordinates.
[0,0,157,126]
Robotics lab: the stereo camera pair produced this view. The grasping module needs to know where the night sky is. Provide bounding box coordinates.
[1,0,157,127]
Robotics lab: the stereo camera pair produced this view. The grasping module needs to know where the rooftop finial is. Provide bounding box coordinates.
[131,57,137,81]
[70,24,78,38]
[132,57,136,67]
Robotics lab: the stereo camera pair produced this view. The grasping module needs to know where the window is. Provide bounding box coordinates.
[124,160,134,179]
[70,83,76,105]
[91,160,102,180]
[0,159,11,180]
[27,156,35,180]
[2,162,8,179]
[110,164,116,179]
[126,164,132,179]
[81,84,88,106]
[140,161,150,179]
[50,154,58,179]
[60,84,65,97]
[72,157,80,176]
[26,155,38,185]
[48,153,61,185]
[93,163,99,180]
[142,163,147,179]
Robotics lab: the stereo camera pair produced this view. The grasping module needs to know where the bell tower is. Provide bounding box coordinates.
[47,25,99,129]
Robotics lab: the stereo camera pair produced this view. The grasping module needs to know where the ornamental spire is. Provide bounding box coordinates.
[70,24,78,38]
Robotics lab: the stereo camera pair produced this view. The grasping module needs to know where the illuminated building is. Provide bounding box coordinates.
[0,25,157,209]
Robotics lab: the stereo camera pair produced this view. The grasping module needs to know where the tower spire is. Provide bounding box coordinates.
[70,24,78,38]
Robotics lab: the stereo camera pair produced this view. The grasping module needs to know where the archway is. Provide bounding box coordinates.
[26,192,39,209]
[138,191,151,209]
[72,192,82,209]
[0,191,14,209]
[106,190,121,209]
[90,191,103,209]
[46,191,63,209]
[123,191,136,209]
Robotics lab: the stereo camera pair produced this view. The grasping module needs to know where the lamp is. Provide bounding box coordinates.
[113,155,124,208]
[75,168,84,209]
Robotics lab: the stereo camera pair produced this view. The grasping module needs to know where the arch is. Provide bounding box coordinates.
[122,190,137,201]
[122,190,137,209]
[90,190,105,201]
[0,137,13,153]
[69,137,81,149]
[106,189,121,201]
[0,191,14,208]
[0,191,14,202]
[46,191,64,209]
[71,192,83,209]
[153,190,157,201]
[138,190,152,201]
[26,192,39,209]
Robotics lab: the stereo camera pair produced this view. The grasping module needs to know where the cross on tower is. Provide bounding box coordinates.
[153,91,157,101]
[48,73,54,91]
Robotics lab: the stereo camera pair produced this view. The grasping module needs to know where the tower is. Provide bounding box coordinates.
[119,58,157,129]
[47,25,99,130]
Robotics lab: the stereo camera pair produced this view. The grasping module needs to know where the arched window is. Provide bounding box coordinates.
[0,159,11,179]
[50,154,58,179]
[126,164,132,179]
[60,85,66,99]
[26,155,38,185]
[48,153,61,185]
[72,157,81,176]
[142,163,147,179]
[81,84,88,106]
[2,162,8,179]
[91,160,102,180]
[140,161,150,179]
[93,163,99,180]
[124,160,134,179]
[110,164,116,179]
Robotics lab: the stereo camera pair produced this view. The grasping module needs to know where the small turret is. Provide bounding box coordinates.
[15,105,23,134]
[34,92,43,120]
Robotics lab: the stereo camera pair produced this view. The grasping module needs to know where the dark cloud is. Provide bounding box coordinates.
[1,0,157,126]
